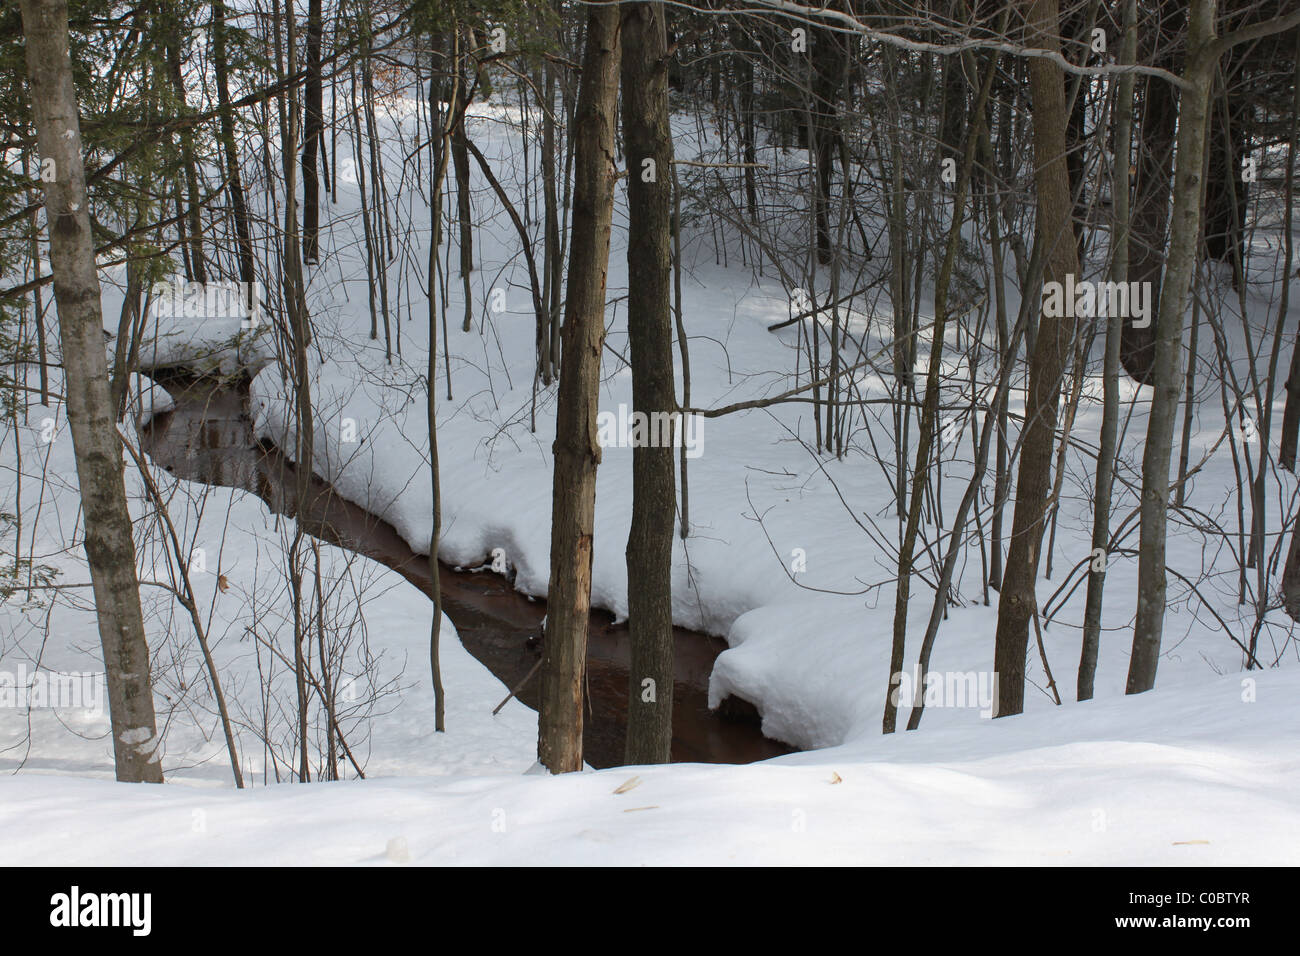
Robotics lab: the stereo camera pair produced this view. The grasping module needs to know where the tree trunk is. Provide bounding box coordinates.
[301,0,323,264]
[991,0,1081,718]
[1274,28,1300,473]
[620,1,676,766]
[426,42,462,734]
[1127,0,1219,695]
[1203,44,1248,287]
[212,0,256,301]
[539,34,562,385]
[1079,0,1137,702]
[167,34,206,285]
[275,0,314,779]
[451,28,475,333]
[537,2,621,774]
[20,0,164,783]
[1123,5,1185,384]
[809,25,844,267]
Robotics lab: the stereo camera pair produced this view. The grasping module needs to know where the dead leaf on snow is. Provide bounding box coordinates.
[612,775,641,795]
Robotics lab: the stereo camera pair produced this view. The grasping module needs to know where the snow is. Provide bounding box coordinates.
[131,285,274,377]
[127,373,174,427]
[1,366,538,787]
[244,97,1293,752]
[2,666,1295,864]
[3,80,1299,865]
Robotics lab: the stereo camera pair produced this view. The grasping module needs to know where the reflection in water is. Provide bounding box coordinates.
[140,372,793,769]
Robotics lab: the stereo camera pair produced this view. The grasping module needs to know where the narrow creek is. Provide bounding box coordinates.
[138,371,793,769]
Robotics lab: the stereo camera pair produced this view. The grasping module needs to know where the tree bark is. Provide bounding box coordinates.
[538,2,621,774]
[301,0,323,264]
[212,0,257,300]
[1203,55,1249,285]
[991,0,1081,718]
[451,27,475,333]
[167,31,206,285]
[620,1,676,766]
[1079,0,1137,702]
[809,25,845,267]
[1127,0,1219,694]
[1275,28,1300,473]
[539,37,562,385]
[20,0,164,783]
[1122,5,1185,384]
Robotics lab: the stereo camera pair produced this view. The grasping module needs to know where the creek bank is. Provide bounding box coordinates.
[139,371,793,768]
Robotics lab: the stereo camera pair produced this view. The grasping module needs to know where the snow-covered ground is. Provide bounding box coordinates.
[247,96,1299,748]
[3,665,1294,864]
[1,365,537,787]
[3,83,1299,865]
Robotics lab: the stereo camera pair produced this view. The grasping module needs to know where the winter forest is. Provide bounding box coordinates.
[2,0,1300,874]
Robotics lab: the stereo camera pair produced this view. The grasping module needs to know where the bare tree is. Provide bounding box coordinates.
[1125,0,1300,692]
[992,0,1081,718]
[538,1,622,774]
[301,0,324,265]
[20,0,164,783]
[621,0,677,765]
[1078,0,1138,702]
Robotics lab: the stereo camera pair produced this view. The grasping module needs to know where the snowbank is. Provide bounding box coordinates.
[1,666,1295,865]
[130,282,275,376]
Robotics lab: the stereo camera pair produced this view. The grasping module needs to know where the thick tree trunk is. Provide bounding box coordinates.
[538,2,621,774]
[991,0,1081,718]
[20,0,164,783]
[809,26,844,267]
[1127,0,1219,695]
[620,1,676,766]
[1123,5,1185,384]
[1203,57,1249,285]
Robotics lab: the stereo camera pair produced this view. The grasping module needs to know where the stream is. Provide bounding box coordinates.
[138,371,793,769]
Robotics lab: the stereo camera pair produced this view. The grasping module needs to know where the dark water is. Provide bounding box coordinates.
[139,372,793,768]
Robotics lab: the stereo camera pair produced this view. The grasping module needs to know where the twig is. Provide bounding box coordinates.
[492,657,542,716]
